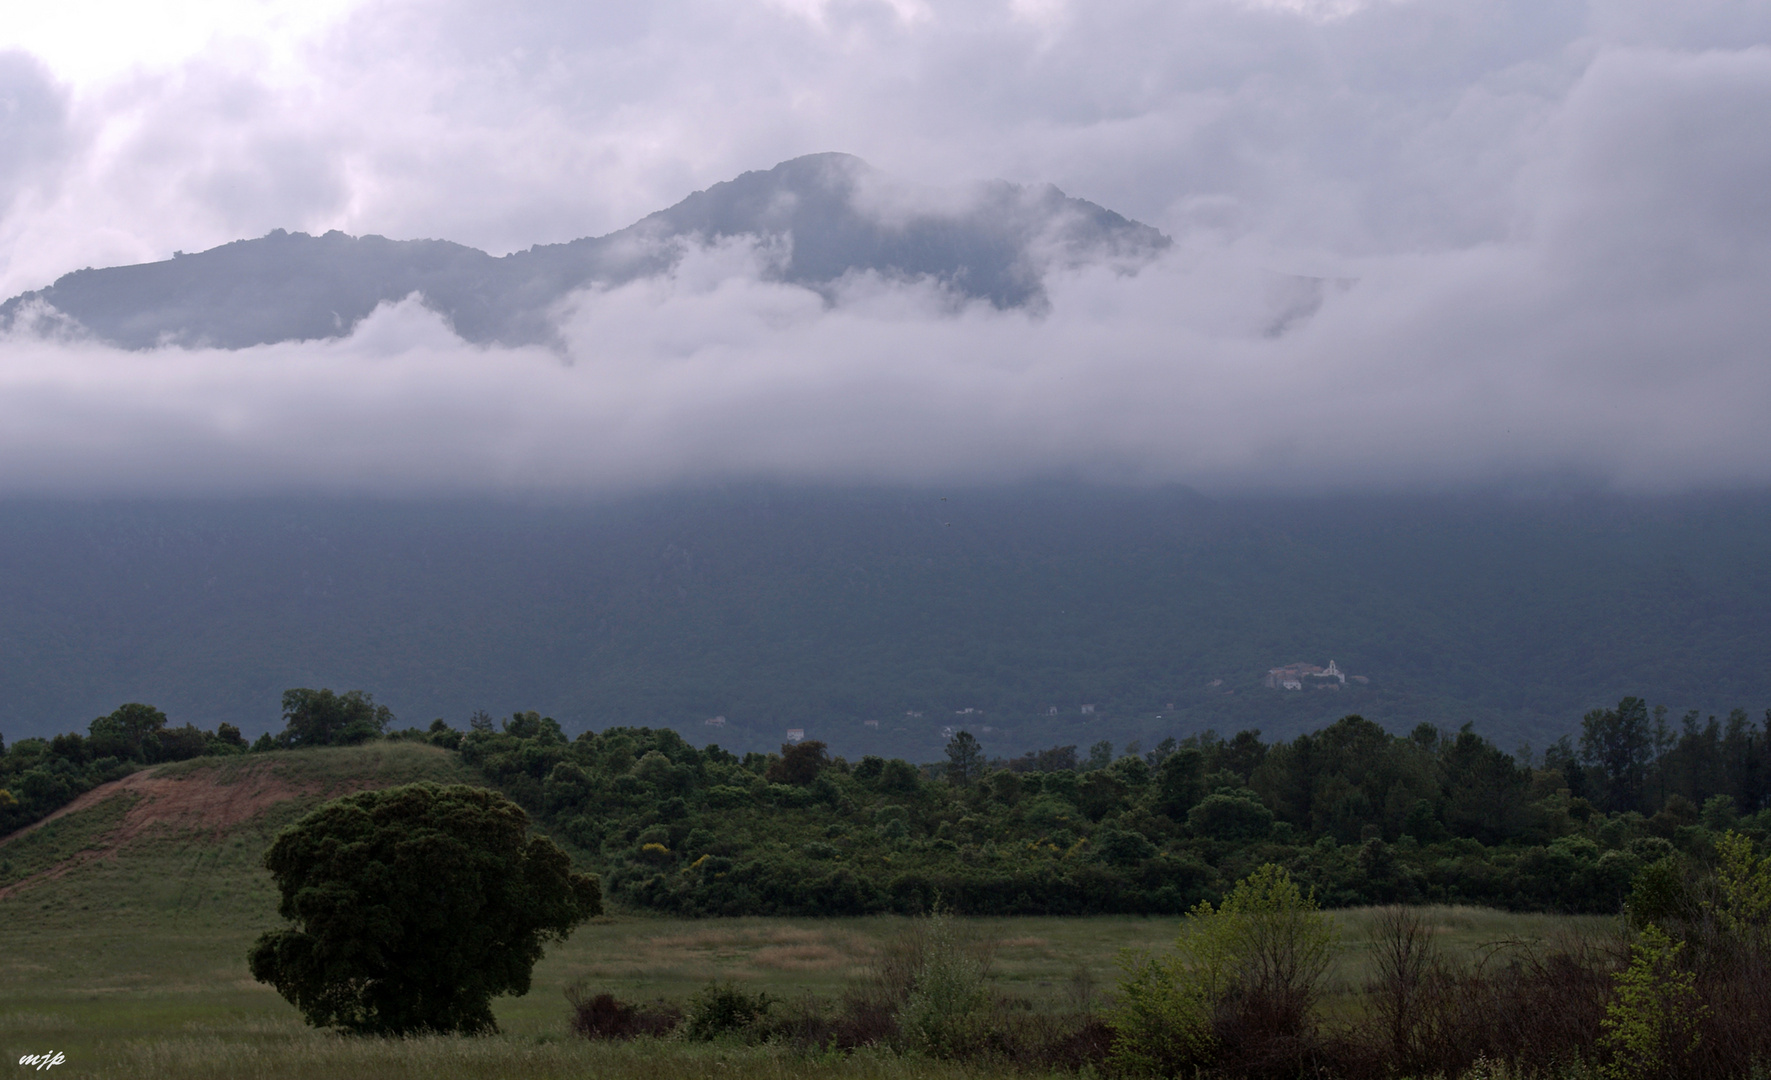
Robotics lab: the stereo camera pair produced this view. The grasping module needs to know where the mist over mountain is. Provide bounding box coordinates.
[1,1,1767,773]
[0,154,1168,350]
[2,486,1767,759]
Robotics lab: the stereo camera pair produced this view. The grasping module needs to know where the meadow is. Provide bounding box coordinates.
[0,745,1617,1079]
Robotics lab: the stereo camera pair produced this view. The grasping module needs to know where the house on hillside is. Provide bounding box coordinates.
[1264,660,1361,690]
[786,728,805,743]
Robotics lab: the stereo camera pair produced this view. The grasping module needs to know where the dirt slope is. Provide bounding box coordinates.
[0,743,476,900]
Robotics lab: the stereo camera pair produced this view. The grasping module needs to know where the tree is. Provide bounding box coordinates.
[1156,747,1206,819]
[1580,696,1654,813]
[1188,792,1275,841]
[877,758,922,793]
[945,730,984,786]
[766,740,829,785]
[87,702,168,762]
[248,782,601,1034]
[1439,724,1532,844]
[277,688,392,748]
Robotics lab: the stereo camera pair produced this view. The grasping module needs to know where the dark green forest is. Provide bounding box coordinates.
[9,690,1771,918]
[1,487,1769,757]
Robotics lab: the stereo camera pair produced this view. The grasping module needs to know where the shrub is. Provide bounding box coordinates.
[1110,863,1336,1077]
[684,983,774,1041]
[1712,830,1771,941]
[1599,924,1704,1080]
[565,987,681,1039]
[895,908,992,1057]
[1111,942,1217,1076]
[1366,905,1440,1069]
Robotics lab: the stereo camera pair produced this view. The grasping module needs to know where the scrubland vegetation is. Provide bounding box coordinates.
[453,696,1771,920]
[16,691,1771,919]
[10,692,1771,1077]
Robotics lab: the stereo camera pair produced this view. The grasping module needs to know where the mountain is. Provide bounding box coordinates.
[0,153,1169,350]
[0,485,1767,758]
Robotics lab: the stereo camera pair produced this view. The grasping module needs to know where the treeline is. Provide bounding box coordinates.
[456,698,1771,916]
[0,704,247,834]
[1551,696,1771,819]
[9,689,1771,919]
[0,688,389,835]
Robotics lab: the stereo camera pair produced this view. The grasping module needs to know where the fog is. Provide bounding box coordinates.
[2,0,1768,494]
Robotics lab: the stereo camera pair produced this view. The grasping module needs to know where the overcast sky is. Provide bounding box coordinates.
[2,0,1769,494]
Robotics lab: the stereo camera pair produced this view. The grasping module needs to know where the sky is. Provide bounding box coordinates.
[1,0,1769,494]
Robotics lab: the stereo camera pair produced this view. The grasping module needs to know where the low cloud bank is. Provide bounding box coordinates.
[1,5,1768,495]
[4,96,1770,498]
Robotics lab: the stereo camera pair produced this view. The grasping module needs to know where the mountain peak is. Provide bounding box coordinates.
[1,155,1170,350]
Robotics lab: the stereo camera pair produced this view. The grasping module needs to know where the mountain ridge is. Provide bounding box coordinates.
[0,153,1170,350]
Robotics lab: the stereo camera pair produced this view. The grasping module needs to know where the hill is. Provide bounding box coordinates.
[0,743,480,903]
[0,153,1168,349]
[0,485,1768,758]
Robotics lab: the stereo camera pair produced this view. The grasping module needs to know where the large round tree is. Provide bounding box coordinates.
[248,782,601,1035]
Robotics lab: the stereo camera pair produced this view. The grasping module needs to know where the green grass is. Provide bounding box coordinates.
[0,790,140,889]
[1,894,1617,1079]
[0,744,1622,1078]
[151,741,484,789]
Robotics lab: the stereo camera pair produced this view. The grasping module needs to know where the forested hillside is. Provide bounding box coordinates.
[1,486,1768,757]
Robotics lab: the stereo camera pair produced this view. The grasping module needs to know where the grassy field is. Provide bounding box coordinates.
[0,748,1619,1079]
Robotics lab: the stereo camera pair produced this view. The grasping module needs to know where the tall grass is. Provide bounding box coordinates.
[88,1032,1013,1080]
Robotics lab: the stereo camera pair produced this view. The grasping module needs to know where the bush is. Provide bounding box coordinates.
[1111,943,1217,1076]
[1600,924,1704,1080]
[896,908,992,1057]
[1110,863,1336,1077]
[684,983,774,1041]
[565,986,681,1039]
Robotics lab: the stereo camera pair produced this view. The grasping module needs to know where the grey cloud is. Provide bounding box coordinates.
[1532,47,1771,285]
[0,0,1766,494]
[0,51,70,253]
